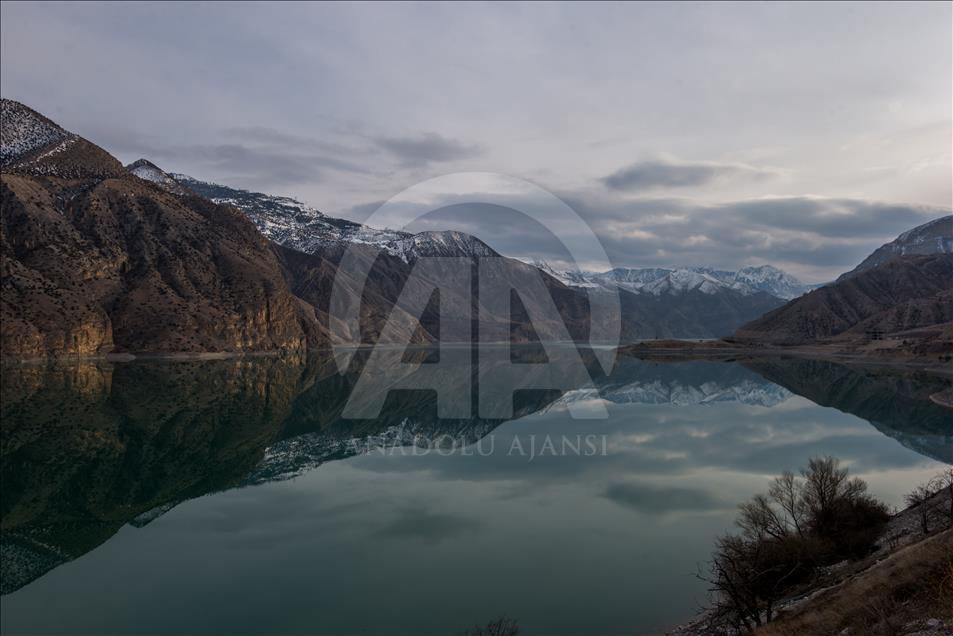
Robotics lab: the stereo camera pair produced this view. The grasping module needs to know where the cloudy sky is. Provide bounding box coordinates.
[2,1,950,281]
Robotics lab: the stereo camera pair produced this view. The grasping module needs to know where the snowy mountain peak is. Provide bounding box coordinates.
[167,174,504,262]
[729,265,809,300]
[531,260,600,288]
[1,98,125,179]
[391,230,499,262]
[532,263,812,300]
[1,98,74,167]
[642,268,728,295]
[839,215,953,281]
[125,159,191,195]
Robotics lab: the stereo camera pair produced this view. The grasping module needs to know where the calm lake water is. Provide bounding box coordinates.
[1,348,950,635]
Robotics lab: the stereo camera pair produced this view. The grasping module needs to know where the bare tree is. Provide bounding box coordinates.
[929,469,953,524]
[800,456,869,537]
[703,533,804,630]
[769,470,807,538]
[462,617,519,636]
[737,493,788,542]
[905,484,935,535]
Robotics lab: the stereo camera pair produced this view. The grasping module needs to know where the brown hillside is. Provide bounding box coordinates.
[1,171,324,356]
[735,255,953,344]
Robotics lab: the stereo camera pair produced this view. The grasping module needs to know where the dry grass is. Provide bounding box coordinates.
[755,529,953,636]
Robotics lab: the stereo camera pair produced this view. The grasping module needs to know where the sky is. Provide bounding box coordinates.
[1,1,950,281]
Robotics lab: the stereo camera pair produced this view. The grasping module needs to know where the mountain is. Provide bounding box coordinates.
[730,265,814,300]
[735,218,953,346]
[170,172,410,255]
[539,263,813,300]
[1,99,323,357]
[162,169,594,343]
[837,215,953,281]
[616,283,784,340]
[1,99,125,180]
[169,171,788,340]
[0,100,819,358]
[735,254,953,344]
[531,260,602,288]
[169,169,801,299]
[170,173,498,263]
[389,229,498,261]
[125,158,190,195]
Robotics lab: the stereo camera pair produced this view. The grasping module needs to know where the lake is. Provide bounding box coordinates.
[1,348,950,635]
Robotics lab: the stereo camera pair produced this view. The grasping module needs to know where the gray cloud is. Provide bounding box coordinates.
[603,159,774,191]
[374,133,481,166]
[185,143,368,183]
[1,1,948,281]
[560,193,949,280]
[349,189,949,282]
[225,126,366,157]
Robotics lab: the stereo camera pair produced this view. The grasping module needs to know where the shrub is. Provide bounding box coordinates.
[703,456,889,630]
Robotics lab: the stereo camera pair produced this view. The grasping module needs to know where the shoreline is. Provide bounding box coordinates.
[619,340,953,376]
[4,340,952,375]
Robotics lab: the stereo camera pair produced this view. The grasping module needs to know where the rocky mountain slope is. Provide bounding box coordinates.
[838,215,953,281]
[0,99,851,357]
[1,99,324,357]
[735,251,953,345]
[155,167,791,339]
[732,217,953,349]
[126,158,191,195]
[167,169,499,263]
[1,99,125,180]
[168,170,411,254]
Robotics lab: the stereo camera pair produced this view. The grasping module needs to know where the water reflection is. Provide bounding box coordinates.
[0,349,949,634]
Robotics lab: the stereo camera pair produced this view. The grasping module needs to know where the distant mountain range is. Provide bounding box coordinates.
[534,261,815,300]
[3,97,949,357]
[161,163,814,301]
[146,165,498,263]
[123,156,800,341]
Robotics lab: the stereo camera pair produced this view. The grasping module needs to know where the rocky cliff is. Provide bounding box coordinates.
[1,99,324,357]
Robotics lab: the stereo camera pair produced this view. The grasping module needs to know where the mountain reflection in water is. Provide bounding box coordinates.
[1,347,950,634]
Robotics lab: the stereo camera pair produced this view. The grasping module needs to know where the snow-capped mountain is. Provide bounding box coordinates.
[133,160,806,303]
[0,98,72,166]
[592,267,674,292]
[389,230,498,261]
[532,260,600,288]
[162,170,410,252]
[1,99,123,179]
[728,265,813,300]
[640,268,734,296]
[837,215,953,281]
[160,169,498,262]
[116,158,794,339]
[532,262,811,300]
[126,159,190,195]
